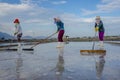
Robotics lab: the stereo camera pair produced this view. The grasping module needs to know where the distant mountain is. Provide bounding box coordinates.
[35,36,46,39]
[22,36,33,39]
[0,32,13,40]
[0,32,50,40]
[22,36,46,39]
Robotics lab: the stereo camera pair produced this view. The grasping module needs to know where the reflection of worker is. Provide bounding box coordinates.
[16,52,23,79]
[14,18,22,42]
[54,17,65,48]
[56,48,64,80]
[96,54,105,79]
[95,16,105,47]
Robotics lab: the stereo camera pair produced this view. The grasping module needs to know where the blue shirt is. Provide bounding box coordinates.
[55,21,64,31]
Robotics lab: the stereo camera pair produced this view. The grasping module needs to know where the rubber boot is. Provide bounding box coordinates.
[17,43,22,52]
[100,41,104,47]
[61,42,64,48]
[56,42,62,48]
[98,41,101,46]
[18,43,21,48]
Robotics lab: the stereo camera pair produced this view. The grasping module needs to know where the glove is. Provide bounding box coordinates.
[95,27,99,32]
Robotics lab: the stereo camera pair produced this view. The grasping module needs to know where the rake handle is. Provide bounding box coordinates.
[30,32,57,48]
[92,32,97,50]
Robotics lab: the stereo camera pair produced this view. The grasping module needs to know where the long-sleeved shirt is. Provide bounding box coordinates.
[55,21,64,31]
[95,20,105,32]
[15,23,22,35]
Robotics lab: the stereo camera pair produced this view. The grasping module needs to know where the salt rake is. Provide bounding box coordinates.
[22,32,57,51]
[80,50,106,54]
[0,44,34,51]
[0,48,18,51]
[80,32,106,54]
[0,32,56,51]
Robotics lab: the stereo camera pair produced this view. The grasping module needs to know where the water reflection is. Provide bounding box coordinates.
[95,53,106,80]
[80,51,106,80]
[17,43,22,52]
[16,48,23,80]
[56,48,65,80]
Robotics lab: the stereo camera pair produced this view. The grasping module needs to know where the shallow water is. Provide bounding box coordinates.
[0,42,120,80]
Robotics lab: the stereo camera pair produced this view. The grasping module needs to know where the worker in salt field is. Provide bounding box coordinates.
[54,17,65,48]
[95,16,105,47]
[14,18,22,42]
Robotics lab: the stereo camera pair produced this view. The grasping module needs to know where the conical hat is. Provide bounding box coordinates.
[95,16,101,20]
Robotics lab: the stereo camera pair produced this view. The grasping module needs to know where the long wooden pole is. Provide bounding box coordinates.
[30,32,57,48]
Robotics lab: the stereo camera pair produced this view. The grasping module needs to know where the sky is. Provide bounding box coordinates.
[0,0,120,37]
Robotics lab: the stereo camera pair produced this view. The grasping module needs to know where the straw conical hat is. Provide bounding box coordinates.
[95,16,101,20]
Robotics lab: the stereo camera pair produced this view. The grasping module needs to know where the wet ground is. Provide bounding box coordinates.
[0,42,120,80]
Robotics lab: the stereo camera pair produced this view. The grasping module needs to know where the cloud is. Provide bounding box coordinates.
[0,23,14,35]
[58,13,120,36]
[0,3,31,16]
[20,0,48,5]
[0,1,61,36]
[0,0,120,37]
[102,17,120,24]
[81,0,120,15]
[60,13,94,24]
[52,1,67,5]
[24,18,52,26]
